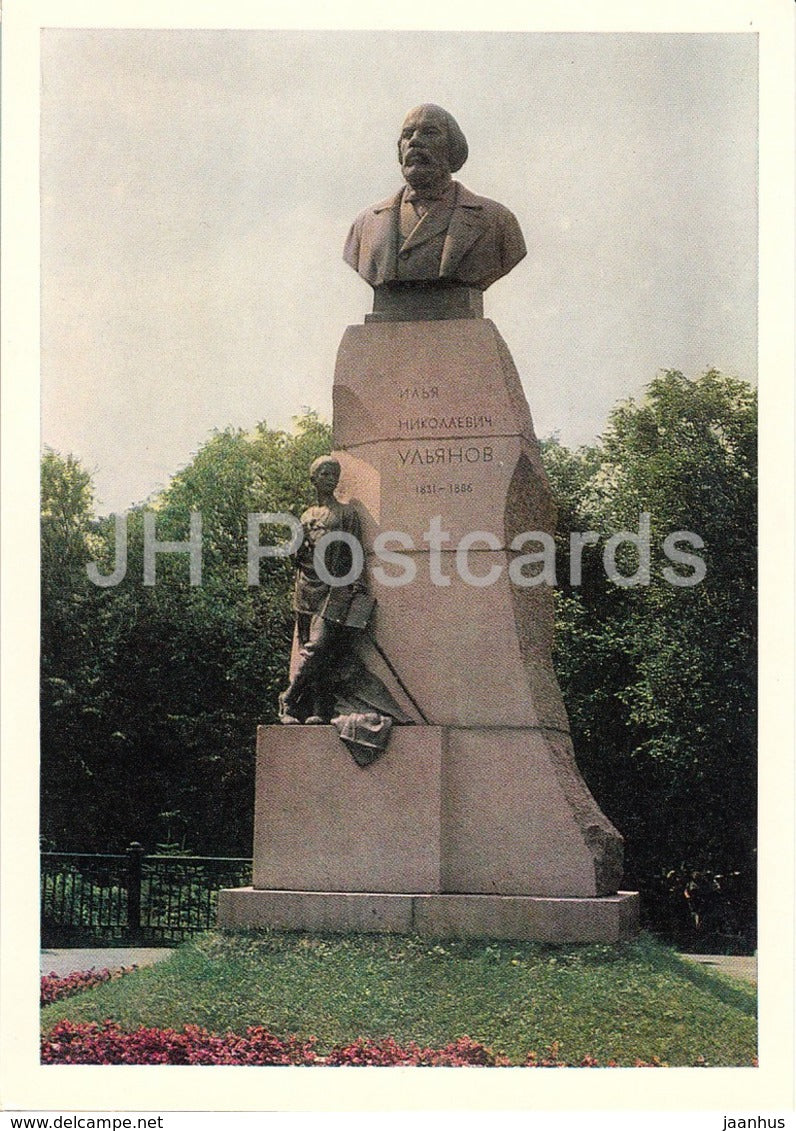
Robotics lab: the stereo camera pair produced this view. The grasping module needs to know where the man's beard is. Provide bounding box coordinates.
[401,152,450,189]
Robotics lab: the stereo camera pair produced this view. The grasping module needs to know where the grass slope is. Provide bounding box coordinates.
[40,930,756,1066]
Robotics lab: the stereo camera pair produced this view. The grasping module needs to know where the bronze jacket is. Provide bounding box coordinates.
[343,181,526,291]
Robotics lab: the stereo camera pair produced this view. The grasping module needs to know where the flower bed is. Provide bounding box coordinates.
[41,1020,705,1066]
[41,1020,316,1066]
[324,1035,508,1066]
[41,967,135,1007]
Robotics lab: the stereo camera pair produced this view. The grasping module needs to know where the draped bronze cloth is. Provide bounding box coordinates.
[280,497,414,763]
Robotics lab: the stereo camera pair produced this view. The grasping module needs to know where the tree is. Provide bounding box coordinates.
[39,414,332,854]
[40,450,117,847]
[544,371,757,949]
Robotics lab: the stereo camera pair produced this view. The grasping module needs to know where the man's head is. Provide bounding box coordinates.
[309,455,341,493]
[397,104,468,190]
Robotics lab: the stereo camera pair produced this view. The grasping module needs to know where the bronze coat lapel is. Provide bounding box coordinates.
[440,200,488,279]
[353,183,490,284]
[399,196,457,254]
[363,194,401,286]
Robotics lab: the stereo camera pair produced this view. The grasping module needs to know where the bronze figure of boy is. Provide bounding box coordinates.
[278,457,413,759]
[279,456,366,725]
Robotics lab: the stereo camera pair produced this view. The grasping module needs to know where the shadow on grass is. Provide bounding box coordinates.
[650,947,757,1019]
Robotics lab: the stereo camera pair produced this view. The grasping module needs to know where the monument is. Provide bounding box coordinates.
[218,105,640,941]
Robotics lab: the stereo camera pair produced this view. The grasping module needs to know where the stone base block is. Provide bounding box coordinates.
[217,888,640,943]
[253,725,444,893]
[252,725,623,898]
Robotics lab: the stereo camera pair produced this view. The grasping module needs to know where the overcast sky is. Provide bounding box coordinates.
[40,29,758,514]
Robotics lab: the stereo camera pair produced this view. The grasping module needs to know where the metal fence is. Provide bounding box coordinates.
[41,844,252,946]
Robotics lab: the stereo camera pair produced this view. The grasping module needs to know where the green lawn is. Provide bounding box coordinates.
[41,930,757,1066]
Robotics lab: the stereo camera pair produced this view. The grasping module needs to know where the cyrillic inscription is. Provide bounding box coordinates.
[397,414,493,432]
[397,385,439,400]
[398,446,493,466]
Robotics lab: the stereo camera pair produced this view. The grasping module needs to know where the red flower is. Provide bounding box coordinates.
[40,969,125,1006]
[40,1022,750,1069]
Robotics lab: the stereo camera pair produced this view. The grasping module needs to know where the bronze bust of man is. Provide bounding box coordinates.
[343,104,526,293]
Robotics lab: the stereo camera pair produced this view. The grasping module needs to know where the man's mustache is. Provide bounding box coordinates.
[403,148,433,163]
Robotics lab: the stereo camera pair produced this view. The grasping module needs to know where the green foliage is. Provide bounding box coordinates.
[40,930,757,1066]
[41,449,95,592]
[40,451,121,846]
[542,371,757,948]
[41,869,127,932]
[40,415,332,855]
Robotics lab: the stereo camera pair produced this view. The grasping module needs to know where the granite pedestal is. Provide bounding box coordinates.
[217,314,639,942]
[218,726,639,942]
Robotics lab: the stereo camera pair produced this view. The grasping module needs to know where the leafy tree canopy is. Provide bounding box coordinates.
[543,371,756,948]
[40,414,331,854]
